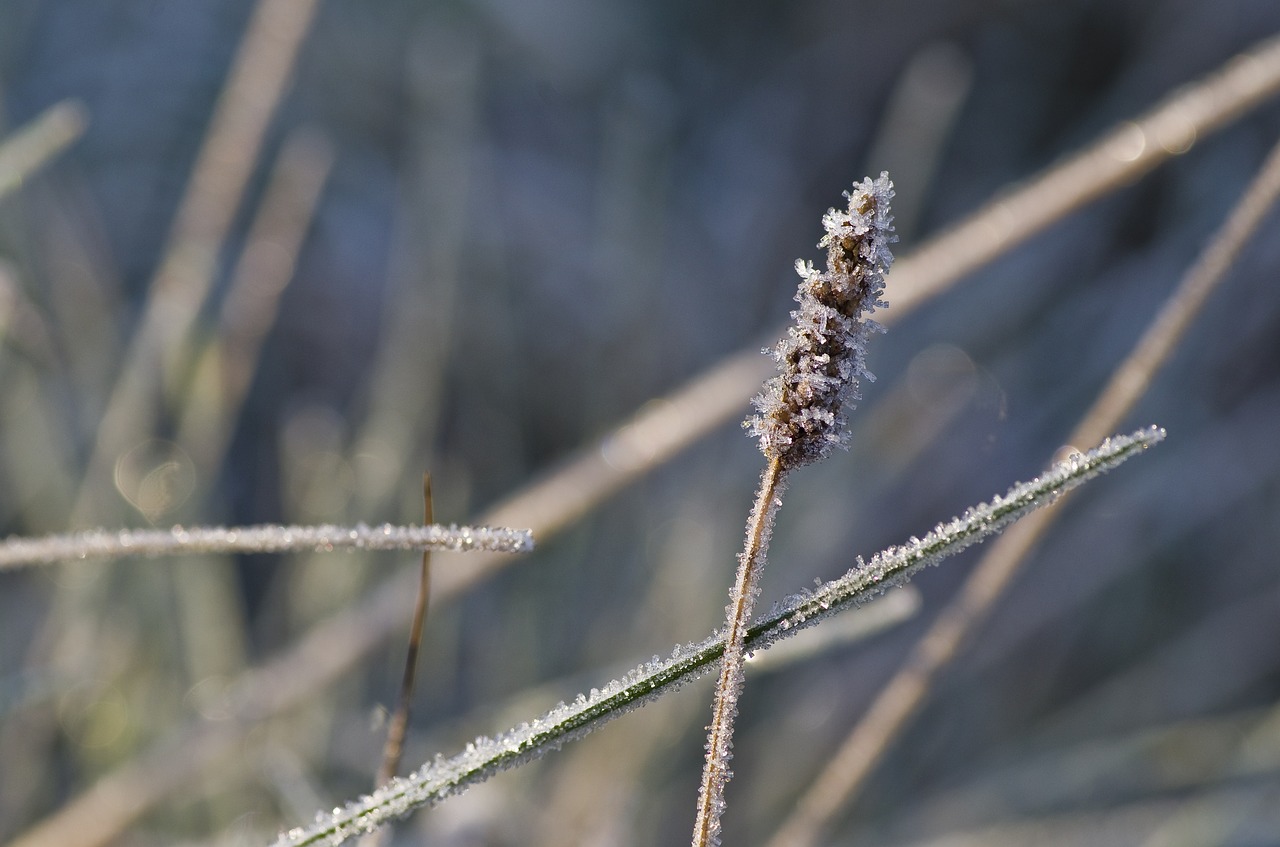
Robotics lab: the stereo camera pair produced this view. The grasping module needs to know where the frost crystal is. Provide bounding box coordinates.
[746,173,896,467]
[267,427,1162,847]
[749,426,1168,651]
[0,522,534,570]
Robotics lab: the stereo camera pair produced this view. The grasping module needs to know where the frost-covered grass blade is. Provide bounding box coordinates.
[269,426,1163,847]
[0,522,533,570]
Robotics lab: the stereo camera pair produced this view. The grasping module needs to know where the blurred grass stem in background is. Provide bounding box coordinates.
[69,0,322,525]
[0,101,87,203]
[176,129,335,483]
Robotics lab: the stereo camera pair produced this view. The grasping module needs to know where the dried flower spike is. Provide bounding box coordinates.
[747,173,896,467]
[692,175,895,847]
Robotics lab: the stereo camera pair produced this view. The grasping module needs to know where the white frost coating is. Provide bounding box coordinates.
[746,174,896,468]
[0,522,534,570]
[269,629,725,847]
[752,425,1168,649]
[267,427,1163,847]
[696,175,895,847]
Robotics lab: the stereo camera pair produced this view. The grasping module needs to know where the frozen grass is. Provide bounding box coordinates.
[0,521,533,571]
[272,428,1163,847]
[765,129,1280,847]
[3,10,1280,847]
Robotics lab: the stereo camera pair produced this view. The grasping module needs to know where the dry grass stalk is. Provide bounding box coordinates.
[359,474,436,847]
[269,429,1164,847]
[765,132,1280,847]
[692,175,895,847]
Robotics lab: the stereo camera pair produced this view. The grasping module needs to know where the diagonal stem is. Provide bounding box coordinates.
[764,131,1280,847]
[268,429,1162,847]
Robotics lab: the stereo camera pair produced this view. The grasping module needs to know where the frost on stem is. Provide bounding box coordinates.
[693,175,894,847]
[270,427,1165,847]
[746,173,896,468]
[0,522,534,570]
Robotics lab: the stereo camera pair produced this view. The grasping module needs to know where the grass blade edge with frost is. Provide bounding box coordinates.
[269,425,1164,847]
[0,523,533,570]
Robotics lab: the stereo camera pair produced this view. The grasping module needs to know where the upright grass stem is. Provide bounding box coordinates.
[691,457,787,847]
[692,175,895,847]
[360,475,436,847]
[69,0,323,525]
[268,427,1163,847]
[764,125,1280,847]
[376,474,436,789]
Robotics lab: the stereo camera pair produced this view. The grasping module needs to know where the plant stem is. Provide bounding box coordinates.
[376,473,435,788]
[765,131,1280,847]
[266,428,1162,847]
[0,521,531,570]
[692,456,786,847]
[360,475,435,847]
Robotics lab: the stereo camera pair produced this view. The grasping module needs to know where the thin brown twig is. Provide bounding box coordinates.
[764,132,1280,847]
[358,474,435,847]
[13,37,1280,847]
[376,473,434,789]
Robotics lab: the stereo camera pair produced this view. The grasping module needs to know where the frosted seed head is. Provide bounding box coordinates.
[746,173,895,468]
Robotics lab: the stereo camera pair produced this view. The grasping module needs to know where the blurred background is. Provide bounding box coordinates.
[3,0,1280,845]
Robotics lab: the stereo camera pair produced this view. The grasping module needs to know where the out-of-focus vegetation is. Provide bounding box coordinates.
[2,2,1280,845]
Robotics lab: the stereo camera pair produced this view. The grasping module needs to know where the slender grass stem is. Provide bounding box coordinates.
[691,172,894,845]
[266,428,1162,847]
[0,521,532,571]
[359,475,436,847]
[376,474,435,789]
[176,129,335,481]
[692,456,786,847]
[69,0,323,526]
[764,130,1280,847]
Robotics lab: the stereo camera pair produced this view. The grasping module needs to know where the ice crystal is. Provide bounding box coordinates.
[268,427,1161,847]
[746,173,896,467]
[751,426,1167,651]
[0,522,534,570]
